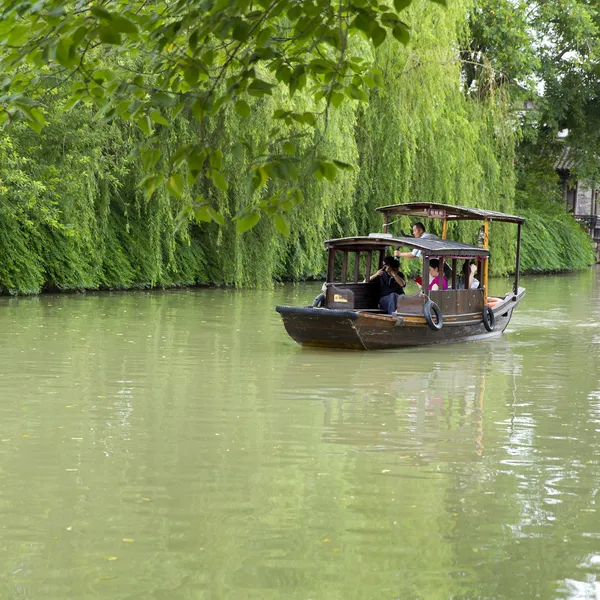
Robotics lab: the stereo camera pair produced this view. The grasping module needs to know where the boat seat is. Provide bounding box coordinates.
[325,282,379,310]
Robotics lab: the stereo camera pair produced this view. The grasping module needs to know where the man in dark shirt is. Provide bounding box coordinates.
[369,256,406,314]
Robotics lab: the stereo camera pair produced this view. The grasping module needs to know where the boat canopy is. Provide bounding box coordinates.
[375,202,525,224]
[324,235,489,258]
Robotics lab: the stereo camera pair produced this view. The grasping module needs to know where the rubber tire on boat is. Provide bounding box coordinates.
[312,293,325,308]
[482,305,496,332]
[424,300,443,331]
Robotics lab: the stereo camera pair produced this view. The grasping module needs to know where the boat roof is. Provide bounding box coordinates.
[324,235,489,258]
[376,202,525,224]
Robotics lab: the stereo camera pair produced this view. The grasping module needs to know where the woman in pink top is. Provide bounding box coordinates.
[428,259,448,291]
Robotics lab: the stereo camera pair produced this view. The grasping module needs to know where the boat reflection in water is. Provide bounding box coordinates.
[277,343,523,463]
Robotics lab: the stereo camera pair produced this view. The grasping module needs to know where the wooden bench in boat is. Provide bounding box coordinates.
[325,282,379,310]
[325,283,486,318]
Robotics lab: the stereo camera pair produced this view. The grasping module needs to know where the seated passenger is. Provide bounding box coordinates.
[443,261,454,289]
[460,260,480,289]
[369,256,406,314]
[428,259,448,291]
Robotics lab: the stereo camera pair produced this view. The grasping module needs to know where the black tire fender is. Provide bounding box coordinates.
[482,305,496,331]
[311,293,325,308]
[424,300,443,331]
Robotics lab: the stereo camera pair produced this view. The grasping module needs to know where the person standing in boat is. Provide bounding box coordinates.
[369,256,406,314]
[393,222,437,261]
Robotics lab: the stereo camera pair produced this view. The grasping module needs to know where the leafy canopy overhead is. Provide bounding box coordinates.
[0,0,446,233]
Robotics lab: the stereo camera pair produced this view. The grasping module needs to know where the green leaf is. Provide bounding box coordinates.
[195,204,211,222]
[136,115,151,135]
[141,148,161,170]
[92,68,115,84]
[322,162,337,182]
[91,7,112,20]
[282,141,295,156]
[289,67,307,97]
[167,173,184,198]
[351,11,373,34]
[394,0,413,10]
[172,102,185,119]
[236,211,261,234]
[309,58,334,74]
[210,93,230,116]
[311,159,337,181]
[290,187,303,206]
[331,92,345,108]
[152,93,177,108]
[275,65,292,83]
[232,142,244,162]
[98,27,121,45]
[247,79,275,97]
[25,120,43,134]
[301,112,318,126]
[188,146,208,171]
[235,99,251,118]
[209,149,222,170]
[364,74,376,88]
[207,207,225,226]
[249,166,269,193]
[171,144,191,168]
[208,169,228,191]
[192,98,205,121]
[141,174,164,199]
[287,5,302,20]
[371,25,387,48]
[333,159,354,170]
[47,6,67,17]
[232,20,250,42]
[274,213,290,237]
[98,25,121,45]
[347,84,369,102]
[430,0,447,5]
[149,110,169,126]
[55,37,75,68]
[112,15,138,35]
[392,23,410,45]
[20,105,46,132]
[64,95,81,111]
[184,67,199,86]
[381,12,401,26]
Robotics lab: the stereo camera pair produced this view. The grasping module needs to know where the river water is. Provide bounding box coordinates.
[0,268,599,599]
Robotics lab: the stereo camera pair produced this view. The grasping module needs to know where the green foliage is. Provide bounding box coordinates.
[0,0,449,228]
[466,0,600,185]
[520,209,595,273]
[0,0,594,295]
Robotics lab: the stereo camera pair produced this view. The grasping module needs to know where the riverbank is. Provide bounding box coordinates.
[0,206,594,296]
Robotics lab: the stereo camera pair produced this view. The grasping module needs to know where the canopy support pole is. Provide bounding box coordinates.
[441,218,448,240]
[422,257,430,297]
[383,213,389,234]
[327,249,336,282]
[513,222,522,296]
[482,219,489,300]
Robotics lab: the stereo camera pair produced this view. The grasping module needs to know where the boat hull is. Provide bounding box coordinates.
[276,290,524,350]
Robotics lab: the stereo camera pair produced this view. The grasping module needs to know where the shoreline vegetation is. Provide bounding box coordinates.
[0,1,595,296]
[1,209,594,297]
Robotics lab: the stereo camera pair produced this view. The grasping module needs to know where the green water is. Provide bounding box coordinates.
[1,268,599,599]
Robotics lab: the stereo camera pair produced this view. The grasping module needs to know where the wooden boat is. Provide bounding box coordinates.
[276,203,526,350]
